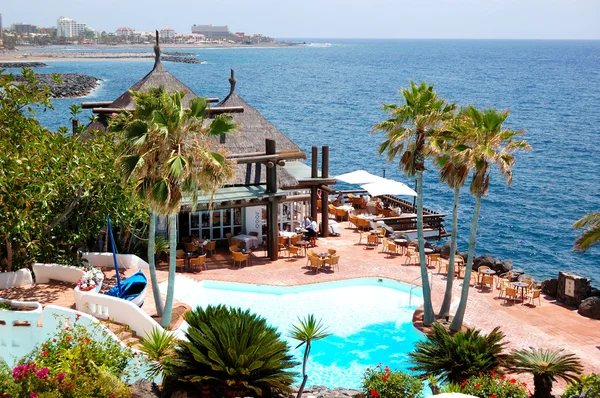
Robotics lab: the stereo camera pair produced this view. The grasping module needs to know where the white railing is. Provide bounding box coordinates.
[82,253,149,270]
[32,263,84,284]
[76,290,162,339]
[0,268,33,289]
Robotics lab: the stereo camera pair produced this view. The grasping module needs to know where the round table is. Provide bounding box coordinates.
[423,248,434,254]
[512,281,529,302]
[480,268,496,275]
[295,241,310,257]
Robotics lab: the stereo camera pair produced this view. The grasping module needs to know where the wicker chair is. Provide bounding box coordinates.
[404,248,419,265]
[204,240,217,256]
[190,254,207,272]
[357,218,370,231]
[288,245,301,259]
[324,255,340,272]
[308,255,324,273]
[232,251,249,268]
[526,289,542,306]
[366,234,379,249]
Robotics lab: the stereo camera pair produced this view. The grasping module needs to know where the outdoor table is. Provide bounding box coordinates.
[338,204,355,213]
[423,248,433,254]
[479,268,496,287]
[317,252,330,259]
[295,241,310,257]
[280,231,296,239]
[234,234,259,250]
[358,214,377,220]
[240,248,252,266]
[512,281,529,302]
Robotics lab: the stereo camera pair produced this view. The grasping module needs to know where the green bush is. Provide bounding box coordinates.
[443,371,529,398]
[361,364,424,398]
[163,305,297,397]
[409,323,514,384]
[0,315,134,397]
[562,373,600,398]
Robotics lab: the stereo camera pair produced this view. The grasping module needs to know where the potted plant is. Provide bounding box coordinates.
[76,266,105,293]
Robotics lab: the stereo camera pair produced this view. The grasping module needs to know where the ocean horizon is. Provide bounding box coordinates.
[10,38,599,283]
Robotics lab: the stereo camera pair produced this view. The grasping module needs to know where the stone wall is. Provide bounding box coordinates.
[556,272,591,308]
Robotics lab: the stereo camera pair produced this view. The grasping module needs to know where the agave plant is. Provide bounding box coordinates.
[289,314,331,398]
[139,327,177,380]
[513,347,583,398]
[408,323,514,384]
[163,305,297,397]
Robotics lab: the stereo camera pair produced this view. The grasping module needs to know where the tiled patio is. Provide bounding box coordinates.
[2,217,598,389]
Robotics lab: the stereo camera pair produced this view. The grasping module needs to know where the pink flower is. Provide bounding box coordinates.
[30,393,37,398]
[57,373,65,382]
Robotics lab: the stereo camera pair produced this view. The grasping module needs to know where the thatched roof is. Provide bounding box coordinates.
[213,70,303,155]
[109,33,197,110]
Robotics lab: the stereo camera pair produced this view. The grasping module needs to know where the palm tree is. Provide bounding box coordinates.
[289,314,331,398]
[429,128,469,320]
[409,323,514,384]
[449,106,530,332]
[573,212,600,252]
[512,347,583,398]
[372,81,455,326]
[114,87,235,328]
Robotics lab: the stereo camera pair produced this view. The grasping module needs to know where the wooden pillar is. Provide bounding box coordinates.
[320,146,330,237]
[310,146,318,221]
[265,139,279,260]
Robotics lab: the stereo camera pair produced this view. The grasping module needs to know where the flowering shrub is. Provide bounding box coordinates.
[361,364,424,398]
[443,371,529,398]
[0,315,134,397]
[76,266,104,291]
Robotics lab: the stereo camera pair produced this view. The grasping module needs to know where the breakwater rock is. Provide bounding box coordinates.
[0,61,48,68]
[162,55,203,64]
[14,73,100,98]
[288,386,363,398]
[432,241,514,276]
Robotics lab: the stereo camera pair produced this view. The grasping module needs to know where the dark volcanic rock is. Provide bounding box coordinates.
[162,55,203,64]
[542,278,558,297]
[130,380,160,398]
[590,288,600,297]
[578,297,600,320]
[473,254,494,269]
[439,240,452,259]
[14,73,100,98]
[0,61,47,68]
[290,385,363,398]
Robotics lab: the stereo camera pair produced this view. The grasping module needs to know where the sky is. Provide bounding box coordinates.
[2,0,599,40]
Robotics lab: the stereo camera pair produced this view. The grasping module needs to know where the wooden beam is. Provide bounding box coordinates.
[231,151,307,164]
[91,106,244,115]
[265,139,277,194]
[81,101,112,109]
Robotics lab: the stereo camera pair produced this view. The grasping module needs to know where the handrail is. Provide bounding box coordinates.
[408,271,433,307]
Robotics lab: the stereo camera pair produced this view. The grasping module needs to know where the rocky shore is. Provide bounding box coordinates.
[14,52,203,64]
[0,61,47,68]
[14,73,100,98]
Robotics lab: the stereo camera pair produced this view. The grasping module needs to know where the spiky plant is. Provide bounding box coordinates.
[513,347,583,398]
[409,323,514,384]
[139,327,177,380]
[289,314,331,398]
[163,305,297,398]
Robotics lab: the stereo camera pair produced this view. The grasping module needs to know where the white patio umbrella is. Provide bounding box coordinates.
[361,179,417,197]
[335,170,387,185]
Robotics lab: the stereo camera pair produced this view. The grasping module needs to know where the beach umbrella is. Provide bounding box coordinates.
[335,170,387,185]
[361,179,417,197]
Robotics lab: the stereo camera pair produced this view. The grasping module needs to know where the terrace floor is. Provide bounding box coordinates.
[2,218,598,391]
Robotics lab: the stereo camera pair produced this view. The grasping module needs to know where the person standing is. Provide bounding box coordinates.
[308,217,318,247]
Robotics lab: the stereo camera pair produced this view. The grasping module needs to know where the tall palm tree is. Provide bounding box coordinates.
[429,128,469,320]
[512,347,583,398]
[114,87,235,328]
[289,314,331,398]
[449,106,530,332]
[372,81,455,326]
[573,212,600,252]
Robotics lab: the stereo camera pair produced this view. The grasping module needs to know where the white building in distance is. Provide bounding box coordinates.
[191,24,231,38]
[116,26,134,36]
[160,27,176,39]
[57,16,88,38]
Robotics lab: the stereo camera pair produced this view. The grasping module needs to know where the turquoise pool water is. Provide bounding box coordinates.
[170,277,424,389]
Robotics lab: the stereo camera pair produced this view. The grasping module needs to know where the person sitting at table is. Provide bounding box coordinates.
[335,192,345,206]
[307,217,318,247]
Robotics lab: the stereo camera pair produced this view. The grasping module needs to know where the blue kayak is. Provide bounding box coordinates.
[105,270,148,307]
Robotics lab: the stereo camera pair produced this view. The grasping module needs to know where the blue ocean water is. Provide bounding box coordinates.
[15,39,600,283]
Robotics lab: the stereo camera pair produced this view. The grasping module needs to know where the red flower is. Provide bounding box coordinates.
[67,336,72,341]
[410,367,416,372]
[64,327,69,331]
[370,390,379,397]
[460,380,468,387]
[510,378,517,384]
[490,369,495,378]
[500,375,506,380]
[86,338,90,343]
[491,394,497,398]
[76,313,81,319]
[41,351,47,357]
[52,338,56,342]
[522,382,527,387]
[421,375,426,379]
[475,383,481,389]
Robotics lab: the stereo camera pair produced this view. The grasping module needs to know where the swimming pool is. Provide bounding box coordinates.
[167,277,424,389]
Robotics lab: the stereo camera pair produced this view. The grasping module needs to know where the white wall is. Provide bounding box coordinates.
[0,268,33,289]
[32,263,84,284]
[244,206,263,243]
[82,253,149,270]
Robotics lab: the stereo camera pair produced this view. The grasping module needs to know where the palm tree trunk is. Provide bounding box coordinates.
[296,343,311,398]
[161,213,177,328]
[450,194,481,332]
[148,211,163,317]
[417,171,434,326]
[438,186,460,319]
[533,374,552,398]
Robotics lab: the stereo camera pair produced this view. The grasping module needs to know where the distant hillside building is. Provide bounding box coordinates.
[160,27,176,39]
[12,23,38,34]
[57,16,88,38]
[116,26,134,36]
[191,24,231,38]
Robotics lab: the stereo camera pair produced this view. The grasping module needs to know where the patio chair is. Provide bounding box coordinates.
[306,249,316,266]
[365,234,379,249]
[184,241,199,253]
[476,265,490,284]
[308,255,324,273]
[404,248,419,265]
[176,249,186,259]
[349,213,359,229]
[324,255,340,272]
[288,245,301,259]
[204,240,217,256]
[385,241,398,257]
[526,289,542,306]
[190,254,207,272]
[504,287,518,304]
[225,232,233,246]
[357,218,370,231]
[480,274,494,290]
[327,248,337,255]
[229,246,241,253]
[438,258,449,275]
[290,234,302,246]
[328,204,337,219]
[335,207,348,223]
[176,258,185,272]
[232,251,249,268]
[427,253,440,268]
